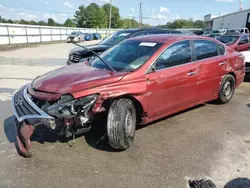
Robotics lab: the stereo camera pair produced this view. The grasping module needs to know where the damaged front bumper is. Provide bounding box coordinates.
[11,84,56,157]
[11,84,99,157]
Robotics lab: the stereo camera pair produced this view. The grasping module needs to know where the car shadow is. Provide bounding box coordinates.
[4,104,206,155]
[85,104,206,152]
[224,178,250,188]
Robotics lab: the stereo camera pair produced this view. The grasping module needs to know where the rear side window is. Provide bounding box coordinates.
[155,40,192,70]
[218,44,226,55]
[194,40,218,60]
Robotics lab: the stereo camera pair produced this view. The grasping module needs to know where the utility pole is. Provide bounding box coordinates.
[239,0,242,11]
[139,2,143,28]
[109,0,112,29]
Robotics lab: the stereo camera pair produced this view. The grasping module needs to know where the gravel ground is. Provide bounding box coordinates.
[0,42,250,188]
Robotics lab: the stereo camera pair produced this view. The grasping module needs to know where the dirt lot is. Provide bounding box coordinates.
[0,42,250,188]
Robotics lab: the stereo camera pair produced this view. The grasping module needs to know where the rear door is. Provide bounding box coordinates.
[193,40,228,103]
[146,40,198,117]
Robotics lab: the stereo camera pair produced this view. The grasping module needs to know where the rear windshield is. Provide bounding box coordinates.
[100,30,132,46]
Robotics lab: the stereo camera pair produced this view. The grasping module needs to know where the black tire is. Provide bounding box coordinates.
[107,98,136,150]
[217,74,235,104]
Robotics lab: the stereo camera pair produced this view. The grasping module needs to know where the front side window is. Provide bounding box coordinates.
[155,40,192,70]
[194,40,218,61]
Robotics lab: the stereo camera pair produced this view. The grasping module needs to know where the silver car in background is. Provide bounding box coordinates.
[67,31,85,43]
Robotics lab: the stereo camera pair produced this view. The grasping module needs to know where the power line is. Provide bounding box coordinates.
[0,2,73,14]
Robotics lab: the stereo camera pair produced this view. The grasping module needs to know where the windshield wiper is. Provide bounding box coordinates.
[73,43,116,72]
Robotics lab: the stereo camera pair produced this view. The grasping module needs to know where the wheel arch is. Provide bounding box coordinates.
[227,72,236,83]
[103,95,144,124]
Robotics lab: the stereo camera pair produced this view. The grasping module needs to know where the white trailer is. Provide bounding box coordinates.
[212,9,250,31]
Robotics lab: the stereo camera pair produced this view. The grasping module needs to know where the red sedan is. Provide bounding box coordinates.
[12,35,245,157]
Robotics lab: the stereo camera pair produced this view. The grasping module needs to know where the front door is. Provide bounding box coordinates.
[145,40,198,118]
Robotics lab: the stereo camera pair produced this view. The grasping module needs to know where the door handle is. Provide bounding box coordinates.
[187,72,196,76]
[219,62,226,66]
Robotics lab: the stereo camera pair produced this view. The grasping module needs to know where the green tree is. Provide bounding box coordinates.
[29,20,37,25]
[74,3,106,28]
[64,18,76,27]
[102,3,121,28]
[74,5,87,27]
[121,18,139,28]
[194,20,205,28]
[19,19,28,24]
[37,21,47,26]
[48,18,56,26]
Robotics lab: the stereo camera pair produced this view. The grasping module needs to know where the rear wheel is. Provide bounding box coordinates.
[217,74,235,104]
[107,98,136,150]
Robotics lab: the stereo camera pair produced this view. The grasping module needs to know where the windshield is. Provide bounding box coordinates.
[217,35,239,45]
[211,30,221,34]
[90,40,163,72]
[71,32,78,36]
[99,31,132,46]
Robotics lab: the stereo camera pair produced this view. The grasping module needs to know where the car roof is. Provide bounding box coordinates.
[128,34,213,43]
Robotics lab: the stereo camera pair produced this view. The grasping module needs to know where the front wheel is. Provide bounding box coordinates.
[217,74,235,104]
[107,98,136,150]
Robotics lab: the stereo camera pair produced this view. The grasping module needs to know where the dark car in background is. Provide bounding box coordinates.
[67,28,182,65]
[84,33,94,41]
[93,33,102,40]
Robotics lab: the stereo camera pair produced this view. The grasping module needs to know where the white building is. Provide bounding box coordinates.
[204,9,250,30]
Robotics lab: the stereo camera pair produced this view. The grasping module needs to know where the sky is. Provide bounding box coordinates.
[0,0,249,26]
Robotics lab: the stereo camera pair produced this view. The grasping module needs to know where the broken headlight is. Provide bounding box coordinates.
[47,94,98,119]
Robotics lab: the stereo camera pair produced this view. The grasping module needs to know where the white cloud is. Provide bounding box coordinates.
[9,8,16,12]
[99,0,109,2]
[215,0,234,2]
[130,8,135,12]
[44,1,49,4]
[17,12,37,21]
[64,1,74,8]
[174,14,181,20]
[44,13,58,22]
[0,3,4,8]
[153,14,168,20]
[60,13,67,17]
[160,7,169,13]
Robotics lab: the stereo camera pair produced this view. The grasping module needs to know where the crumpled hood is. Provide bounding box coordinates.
[31,63,127,94]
